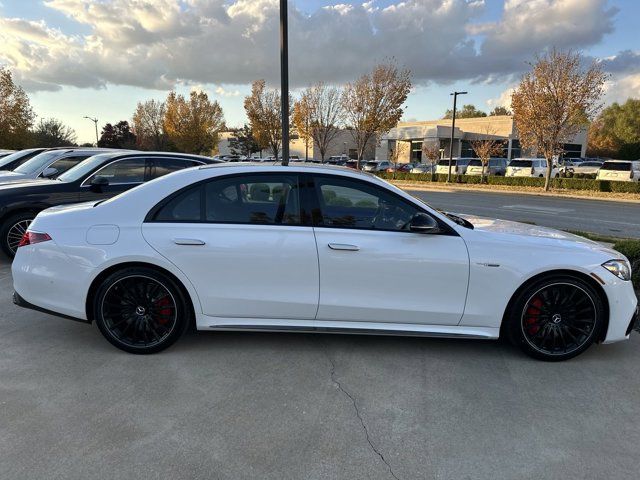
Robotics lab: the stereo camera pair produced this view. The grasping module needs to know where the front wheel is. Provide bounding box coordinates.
[93,267,190,354]
[505,276,604,361]
[0,212,36,258]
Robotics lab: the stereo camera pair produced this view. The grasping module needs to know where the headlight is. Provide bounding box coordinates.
[602,259,631,281]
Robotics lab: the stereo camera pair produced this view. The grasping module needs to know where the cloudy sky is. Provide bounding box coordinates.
[1,0,639,143]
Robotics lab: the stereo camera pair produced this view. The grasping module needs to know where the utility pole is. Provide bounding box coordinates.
[84,116,99,146]
[280,0,290,166]
[447,91,467,182]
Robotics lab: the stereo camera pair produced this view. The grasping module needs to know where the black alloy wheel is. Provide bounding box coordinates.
[94,267,189,354]
[507,276,603,361]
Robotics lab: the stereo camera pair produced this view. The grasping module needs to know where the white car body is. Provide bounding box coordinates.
[434,158,472,175]
[570,161,603,175]
[506,158,558,178]
[12,165,638,357]
[596,160,640,182]
[362,161,390,172]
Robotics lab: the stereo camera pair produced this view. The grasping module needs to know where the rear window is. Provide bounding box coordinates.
[365,161,378,166]
[438,159,455,166]
[467,159,482,166]
[601,161,631,171]
[509,160,532,167]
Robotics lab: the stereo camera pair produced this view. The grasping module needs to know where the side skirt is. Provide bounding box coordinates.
[197,316,499,340]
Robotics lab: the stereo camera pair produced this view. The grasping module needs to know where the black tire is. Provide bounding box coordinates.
[505,275,604,361]
[0,212,36,259]
[93,267,190,354]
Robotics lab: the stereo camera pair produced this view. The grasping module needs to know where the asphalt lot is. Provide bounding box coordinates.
[408,188,640,238]
[1,258,640,480]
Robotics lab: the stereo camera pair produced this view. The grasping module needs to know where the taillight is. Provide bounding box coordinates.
[630,170,634,179]
[530,167,535,174]
[18,232,52,248]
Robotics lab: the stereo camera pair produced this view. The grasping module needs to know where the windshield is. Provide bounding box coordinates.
[601,161,631,171]
[0,149,40,169]
[509,160,532,167]
[57,153,117,182]
[13,150,64,175]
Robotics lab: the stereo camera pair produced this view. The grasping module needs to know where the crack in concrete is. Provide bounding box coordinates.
[326,354,401,480]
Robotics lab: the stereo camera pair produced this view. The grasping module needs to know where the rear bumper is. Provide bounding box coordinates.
[13,291,89,324]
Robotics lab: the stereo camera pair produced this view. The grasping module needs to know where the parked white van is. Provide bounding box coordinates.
[434,158,473,175]
[596,160,640,182]
[506,158,558,178]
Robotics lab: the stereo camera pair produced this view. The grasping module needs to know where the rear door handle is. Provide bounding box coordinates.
[173,238,206,246]
[328,243,359,251]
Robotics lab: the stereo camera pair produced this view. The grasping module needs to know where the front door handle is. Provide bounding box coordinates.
[328,243,359,251]
[173,238,206,246]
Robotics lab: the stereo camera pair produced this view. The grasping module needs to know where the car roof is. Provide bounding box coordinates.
[198,162,379,177]
[85,150,217,162]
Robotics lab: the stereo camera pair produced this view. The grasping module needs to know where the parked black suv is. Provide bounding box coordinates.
[0,151,219,257]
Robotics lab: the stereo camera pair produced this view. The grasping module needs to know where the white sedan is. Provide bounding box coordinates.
[12,164,638,360]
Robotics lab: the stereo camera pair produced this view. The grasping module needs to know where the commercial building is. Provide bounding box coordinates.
[377,116,587,163]
[218,115,587,163]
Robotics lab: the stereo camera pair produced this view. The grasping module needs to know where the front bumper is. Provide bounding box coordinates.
[627,304,640,336]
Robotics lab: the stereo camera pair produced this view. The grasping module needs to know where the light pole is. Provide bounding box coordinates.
[280,0,290,166]
[83,116,99,146]
[447,91,467,182]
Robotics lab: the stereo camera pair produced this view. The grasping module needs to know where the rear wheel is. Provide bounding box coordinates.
[0,212,35,258]
[93,267,189,354]
[506,275,604,361]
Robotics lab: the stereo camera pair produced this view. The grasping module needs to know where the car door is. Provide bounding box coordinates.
[79,157,149,201]
[310,174,469,326]
[142,172,319,319]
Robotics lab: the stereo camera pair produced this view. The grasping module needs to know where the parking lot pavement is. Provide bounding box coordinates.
[1,258,639,480]
[408,188,640,238]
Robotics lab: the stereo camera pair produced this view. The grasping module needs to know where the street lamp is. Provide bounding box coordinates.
[447,91,467,182]
[83,116,99,146]
[280,0,290,166]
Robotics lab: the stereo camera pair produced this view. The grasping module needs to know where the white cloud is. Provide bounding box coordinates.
[215,86,240,97]
[0,0,632,93]
[486,87,515,110]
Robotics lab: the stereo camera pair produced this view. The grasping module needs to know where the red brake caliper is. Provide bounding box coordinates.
[155,297,172,325]
[525,297,543,335]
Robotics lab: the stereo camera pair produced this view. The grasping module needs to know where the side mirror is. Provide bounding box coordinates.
[90,176,109,193]
[409,213,440,233]
[41,167,58,178]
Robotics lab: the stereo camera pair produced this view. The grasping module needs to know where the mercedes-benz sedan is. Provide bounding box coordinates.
[12,164,638,360]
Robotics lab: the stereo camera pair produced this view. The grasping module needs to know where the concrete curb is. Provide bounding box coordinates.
[389,180,640,204]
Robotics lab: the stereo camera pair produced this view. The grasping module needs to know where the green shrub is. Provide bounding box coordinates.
[375,171,640,194]
[613,240,640,289]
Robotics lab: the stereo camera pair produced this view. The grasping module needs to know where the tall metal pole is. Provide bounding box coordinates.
[84,116,99,146]
[447,91,467,182]
[280,0,290,166]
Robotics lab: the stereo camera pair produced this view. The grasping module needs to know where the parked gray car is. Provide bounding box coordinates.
[0,148,114,185]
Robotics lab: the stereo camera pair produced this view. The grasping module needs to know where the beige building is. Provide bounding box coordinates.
[217,129,374,161]
[219,115,587,163]
[377,115,588,163]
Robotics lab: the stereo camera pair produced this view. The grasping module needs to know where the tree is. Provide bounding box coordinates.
[421,141,441,179]
[511,49,607,191]
[294,82,343,163]
[470,128,504,182]
[98,121,137,149]
[587,98,640,159]
[244,80,290,159]
[0,67,35,149]
[342,62,412,167]
[489,106,512,116]
[228,124,261,157]
[164,90,225,155]
[132,99,167,151]
[31,118,77,147]
[443,104,487,119]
